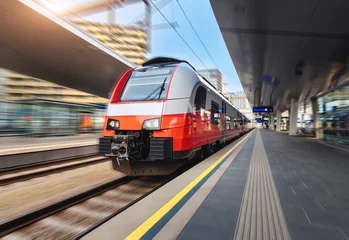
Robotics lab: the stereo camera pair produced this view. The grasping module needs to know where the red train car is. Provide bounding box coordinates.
[99,57,250,176]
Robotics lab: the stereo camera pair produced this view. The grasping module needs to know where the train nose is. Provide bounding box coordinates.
[106,102,164,130]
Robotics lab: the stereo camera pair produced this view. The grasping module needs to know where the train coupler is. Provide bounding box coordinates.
[99,135,130,162]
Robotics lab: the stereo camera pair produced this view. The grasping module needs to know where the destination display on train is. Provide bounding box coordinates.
[253,106,274,113]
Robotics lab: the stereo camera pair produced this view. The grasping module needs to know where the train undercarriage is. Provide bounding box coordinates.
[99,130,187,176]
[99,129,248,176]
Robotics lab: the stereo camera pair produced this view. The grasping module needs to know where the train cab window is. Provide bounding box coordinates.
[211,101,220,125]
[194,86,207,111]
[120,66,175,101]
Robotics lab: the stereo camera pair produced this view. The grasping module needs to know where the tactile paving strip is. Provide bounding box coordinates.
[234,130,290,240]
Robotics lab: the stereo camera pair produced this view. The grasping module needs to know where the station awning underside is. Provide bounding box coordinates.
[0,0,136,98]
[210,0,349,111]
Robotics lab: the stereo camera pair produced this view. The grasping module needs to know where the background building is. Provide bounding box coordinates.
[222,81,229,95]
[73,21,148,66]
[197,69,223,92]
[227,91,250,109]
[226,90,255,121]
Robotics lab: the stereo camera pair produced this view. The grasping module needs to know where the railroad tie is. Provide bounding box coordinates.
[234,131,290,240]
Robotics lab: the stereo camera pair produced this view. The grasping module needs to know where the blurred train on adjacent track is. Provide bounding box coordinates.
[99,57,251,176]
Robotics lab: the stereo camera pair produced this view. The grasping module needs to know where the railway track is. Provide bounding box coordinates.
[0,155,108,186]
[0,176,170,239]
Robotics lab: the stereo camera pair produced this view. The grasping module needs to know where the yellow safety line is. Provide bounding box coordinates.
[125,129,255,240]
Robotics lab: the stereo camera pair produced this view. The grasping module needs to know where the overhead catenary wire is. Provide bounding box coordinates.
[166,0,231,93]
[176,0,235,95]
[176,0,220,70]
[149,0,215,77]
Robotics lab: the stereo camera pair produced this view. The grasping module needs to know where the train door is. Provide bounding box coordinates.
[242,117,245,132]
[194,86,207,143]
[222,101,226,144]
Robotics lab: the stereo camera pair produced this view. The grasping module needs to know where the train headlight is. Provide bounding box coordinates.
[143,118,160,130]
[107,119,120,130]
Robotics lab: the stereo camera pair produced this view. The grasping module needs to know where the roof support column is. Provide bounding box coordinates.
[289,98,298,135]
[311,98,320,139]
[270,114,275,130]
[300,114,304,128]
[276,111,281,132]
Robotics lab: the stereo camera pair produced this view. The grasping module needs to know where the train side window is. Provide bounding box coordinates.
[227,116,231,130]
[194,86,207,111]
[211,101,219,125]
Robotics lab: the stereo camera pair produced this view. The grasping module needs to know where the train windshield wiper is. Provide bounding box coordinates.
[143,77,167,100]
[156,77,168,100]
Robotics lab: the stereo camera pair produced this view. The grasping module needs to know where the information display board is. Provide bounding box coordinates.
[253,106,273,113]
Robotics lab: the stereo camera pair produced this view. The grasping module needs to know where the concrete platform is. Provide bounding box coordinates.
[82,129,349,240]
[0,134,99,169]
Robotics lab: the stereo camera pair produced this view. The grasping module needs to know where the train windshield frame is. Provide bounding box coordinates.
[120,66,176,102]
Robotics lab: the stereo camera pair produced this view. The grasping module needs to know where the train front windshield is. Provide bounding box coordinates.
[120,66,176,102]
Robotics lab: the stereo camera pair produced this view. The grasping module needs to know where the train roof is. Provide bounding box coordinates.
[142,57,196,71]
[141,57,217,91]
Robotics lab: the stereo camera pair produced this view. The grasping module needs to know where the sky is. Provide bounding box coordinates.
[47,0,243,92]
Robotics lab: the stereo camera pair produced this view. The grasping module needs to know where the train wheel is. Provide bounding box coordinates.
[200,149,205,160]
[215,140,221,151]
[200,145,208,160]
[208,143,215,155]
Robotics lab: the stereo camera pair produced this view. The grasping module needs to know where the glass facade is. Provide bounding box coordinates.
[317,84,349,147]
[280,117,289,131]
[296,100,315,136]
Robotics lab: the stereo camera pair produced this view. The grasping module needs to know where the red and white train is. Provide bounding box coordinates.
[99,57,251,176]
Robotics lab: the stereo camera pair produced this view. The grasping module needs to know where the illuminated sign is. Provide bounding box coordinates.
[253,106,273,113]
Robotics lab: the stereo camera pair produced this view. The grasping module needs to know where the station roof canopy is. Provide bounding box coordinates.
[210,0,349,111]
[0,0,136,98]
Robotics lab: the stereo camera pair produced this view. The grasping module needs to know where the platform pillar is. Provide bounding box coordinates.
[270,114,275,130]
[289,98,298,135]
[300,102,305,128]
[301,113,305,128]
[276,111,281,132]
[311,98,320,139]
